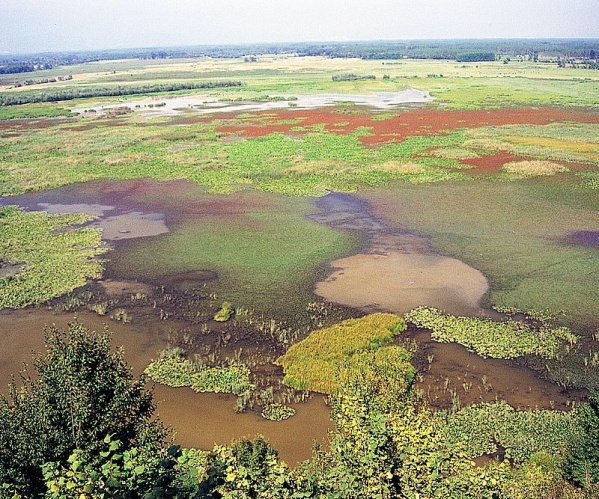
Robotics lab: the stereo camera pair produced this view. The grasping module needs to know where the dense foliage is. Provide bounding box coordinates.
[0,322,163,497]
[2,39,597,74]
[404,306,577,359]
[275,313,408,393]
[564,392,599,487]
[442,401,576,463]
[0,80,243,106]
[0,206,105,309]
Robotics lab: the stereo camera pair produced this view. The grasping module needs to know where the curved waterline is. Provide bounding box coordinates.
[311,192,489,317]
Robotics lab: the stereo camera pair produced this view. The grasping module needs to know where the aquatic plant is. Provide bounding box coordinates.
[261,403,296,421]
[441,401,576,464]
[214,301,234,322]
[404,306,576,359]
[275,313,408,393]
[0,206,105,309]
[144,356,254,395]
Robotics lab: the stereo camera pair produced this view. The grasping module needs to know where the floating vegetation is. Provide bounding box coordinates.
[441,401,576,464]
[144,355,254,395]
[275,313,408,393]
[214,301,234,322]
[404,306,577,359]
[0,206,105,309]
[261,403,296,421]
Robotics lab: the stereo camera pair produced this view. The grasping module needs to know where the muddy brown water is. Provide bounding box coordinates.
[312,192,488,317]
[0,308,331,465]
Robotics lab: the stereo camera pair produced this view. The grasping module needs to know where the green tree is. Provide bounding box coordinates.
[565,392,599,488]
[0,321,164,496]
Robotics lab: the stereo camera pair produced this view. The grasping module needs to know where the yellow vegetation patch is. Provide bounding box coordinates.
[462,138,512,152]
[275,313,407,394]
[428,147,481,160]
[374,161,427,174]
[501,160,569,176]
[286,160,350,175]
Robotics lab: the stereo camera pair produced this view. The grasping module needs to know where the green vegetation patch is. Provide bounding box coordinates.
[441,401,576,463]
[0,206,105,308]
[405,306,576,359]
[144,355,254,395]
[109,193,358,314]
[261,403,296,421]
[275,313,409,393]
[0,116,468,197]
[367,179,599,330]
[214,301,234,322]
[464,123,599,166]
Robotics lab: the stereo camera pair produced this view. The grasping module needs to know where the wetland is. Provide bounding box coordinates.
[0,54,598,480]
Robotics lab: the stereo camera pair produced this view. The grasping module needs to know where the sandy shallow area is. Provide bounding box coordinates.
[316,248,488,317]
[34,202,168,241]
[312,193,489,316]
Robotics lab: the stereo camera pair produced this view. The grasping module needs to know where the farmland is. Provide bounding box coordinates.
[1,48,599,494]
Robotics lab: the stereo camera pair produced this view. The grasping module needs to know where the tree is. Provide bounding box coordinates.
[564,392,599,488]
[0,321,164,496]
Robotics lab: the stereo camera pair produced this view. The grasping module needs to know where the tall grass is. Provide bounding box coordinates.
[275,313,407,393]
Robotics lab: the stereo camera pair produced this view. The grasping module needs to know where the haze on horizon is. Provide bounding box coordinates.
[1,0,598,55]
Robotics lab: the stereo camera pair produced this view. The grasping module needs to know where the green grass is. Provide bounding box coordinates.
[107,193,359,313]
[0,103,75,119]
[275,313,408,393]
[0,206,105,308]
[0,115,468,197]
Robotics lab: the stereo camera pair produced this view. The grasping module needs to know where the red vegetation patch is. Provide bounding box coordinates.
[216,108,599,145]
[462,152,528,175]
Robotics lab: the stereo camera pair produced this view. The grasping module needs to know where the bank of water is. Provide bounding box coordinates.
[0,308,332,465]
[0,181,581,465]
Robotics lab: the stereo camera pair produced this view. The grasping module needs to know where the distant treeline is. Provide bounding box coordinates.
[2,39,598,75]
[0,80,243,106]
[332,73,377,81]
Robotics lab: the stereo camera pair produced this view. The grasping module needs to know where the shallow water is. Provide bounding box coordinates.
[72,89,434,118]
[0,181,581,463]
[311,192,488,316]
[0,308,331,465]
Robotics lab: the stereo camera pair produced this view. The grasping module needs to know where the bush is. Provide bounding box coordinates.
[564,392,599,487]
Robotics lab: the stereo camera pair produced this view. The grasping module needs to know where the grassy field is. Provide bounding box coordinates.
[1,56,598,108]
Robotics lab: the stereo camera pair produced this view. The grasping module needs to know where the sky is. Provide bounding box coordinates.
[1,0,597,55]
